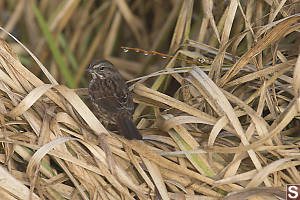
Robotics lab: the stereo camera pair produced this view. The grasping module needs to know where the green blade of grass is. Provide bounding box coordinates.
[58,34,78,71]
[31,2,77,88]
[58,34,88,87]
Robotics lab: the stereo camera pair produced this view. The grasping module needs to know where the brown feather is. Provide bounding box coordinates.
[87,60,142,140]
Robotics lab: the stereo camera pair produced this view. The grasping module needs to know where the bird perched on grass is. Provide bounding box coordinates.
[87,60,142,140]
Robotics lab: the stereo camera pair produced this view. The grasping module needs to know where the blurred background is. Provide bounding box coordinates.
[0,0,299,89]
[0,0,186,89]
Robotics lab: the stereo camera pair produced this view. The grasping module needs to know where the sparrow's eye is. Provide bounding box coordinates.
[93,64,106,71]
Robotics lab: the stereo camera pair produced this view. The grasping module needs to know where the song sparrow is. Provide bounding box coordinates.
[87,60,142,140]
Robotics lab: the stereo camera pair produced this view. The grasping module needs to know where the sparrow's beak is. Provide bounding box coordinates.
[86,65,92,71]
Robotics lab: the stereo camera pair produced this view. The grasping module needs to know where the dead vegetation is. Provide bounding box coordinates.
[0,0,299,199]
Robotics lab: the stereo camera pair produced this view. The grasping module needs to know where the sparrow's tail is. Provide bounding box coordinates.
[116,115,142,140]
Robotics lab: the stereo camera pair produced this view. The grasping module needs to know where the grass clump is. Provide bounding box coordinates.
[0,1,299,199]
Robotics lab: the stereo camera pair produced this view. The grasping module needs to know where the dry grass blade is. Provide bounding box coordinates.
[54,85,107,135]
[0,165,40,200]
[293,54,300,97]
[26,137,77,179]
[218,15,300,87]
[115,0,144,45]
[0,1,300,199]
[134,83,217,124]
[161,114,215,177]
[202,0,220,43]
[189,67,271,186]
[169,0,190,54]
[246,157,295,188]
[223,187,285,200]
[122,139,217,186]
[0,27,59,86]
[8,84,55,118]
[226,59,296,87]
[26,137,80,198]
[142,157,169,200]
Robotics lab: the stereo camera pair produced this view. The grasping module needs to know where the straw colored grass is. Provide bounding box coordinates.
[0,1,299,200]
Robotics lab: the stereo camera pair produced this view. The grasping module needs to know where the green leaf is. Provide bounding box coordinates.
[31,2,77,88]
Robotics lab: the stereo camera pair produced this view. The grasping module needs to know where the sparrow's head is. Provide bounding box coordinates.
[87,60,118,79]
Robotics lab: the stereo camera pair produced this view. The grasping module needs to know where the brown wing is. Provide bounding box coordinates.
[88,74,134,116]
